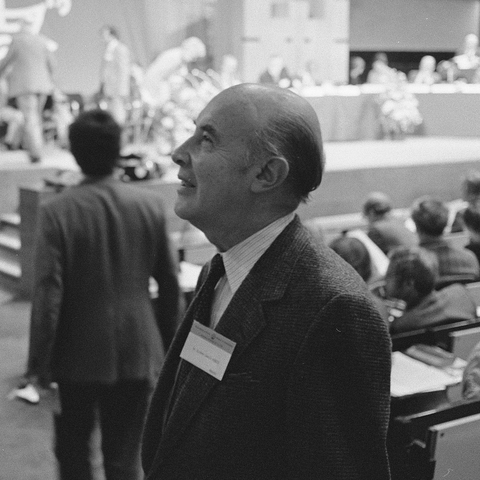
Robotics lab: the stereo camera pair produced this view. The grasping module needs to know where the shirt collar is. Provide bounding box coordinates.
[220,213,295,295]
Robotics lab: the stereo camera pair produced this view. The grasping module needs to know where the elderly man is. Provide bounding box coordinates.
[142,84,391,479]
[27,110,181,479]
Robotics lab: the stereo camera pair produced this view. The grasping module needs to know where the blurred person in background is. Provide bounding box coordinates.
[0,17,55,163]
[449,170,480,233]
[463,206,480,265]
[143,37,207,107]
[99,25,131,125]
[363,191,417,256]
[366,52,397,84]
[258,54,292,88]
[409,55,441,85]
[218,54,241,89]
[349,56,366,85]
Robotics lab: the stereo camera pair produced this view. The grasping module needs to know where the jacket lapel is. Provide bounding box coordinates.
[155,217,310,460]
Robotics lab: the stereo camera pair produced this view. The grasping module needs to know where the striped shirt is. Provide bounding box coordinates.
[210,213,295,328]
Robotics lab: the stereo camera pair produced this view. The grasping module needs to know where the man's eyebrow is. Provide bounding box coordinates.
[195,121,217,137]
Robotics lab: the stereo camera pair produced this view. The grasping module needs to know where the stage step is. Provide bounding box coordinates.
[0,212,21,291]
[0,257,21,291]
[0,212,20,227]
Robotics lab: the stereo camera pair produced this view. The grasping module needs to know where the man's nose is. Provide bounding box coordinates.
[172,143,190,166]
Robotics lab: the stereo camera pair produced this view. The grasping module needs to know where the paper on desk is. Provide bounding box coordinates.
[391,351,459,397]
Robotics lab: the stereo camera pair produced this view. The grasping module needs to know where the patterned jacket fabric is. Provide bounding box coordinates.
[142,217,392,480]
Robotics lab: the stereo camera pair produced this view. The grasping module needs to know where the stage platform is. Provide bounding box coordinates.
[0,147,77,215]
[300,136,480,220]
[1,137,480,221]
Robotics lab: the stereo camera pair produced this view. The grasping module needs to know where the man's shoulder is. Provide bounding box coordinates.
[288,232,372,302]
[42,180,165,212]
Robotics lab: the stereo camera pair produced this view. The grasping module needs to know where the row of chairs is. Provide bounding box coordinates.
[389,281,480,479]
[391,281,480,357]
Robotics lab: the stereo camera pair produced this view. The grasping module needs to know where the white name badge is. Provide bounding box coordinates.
[180,321,236,381]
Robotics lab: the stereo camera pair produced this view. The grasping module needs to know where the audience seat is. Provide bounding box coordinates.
[388,399,480,480]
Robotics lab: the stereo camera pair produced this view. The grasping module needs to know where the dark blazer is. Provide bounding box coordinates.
[27,176,181,385]
[142,217,391,480]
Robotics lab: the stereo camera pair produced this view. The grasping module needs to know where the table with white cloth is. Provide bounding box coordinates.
[302,84,480,141]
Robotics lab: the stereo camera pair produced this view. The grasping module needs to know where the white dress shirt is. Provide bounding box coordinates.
[210,213,295,328]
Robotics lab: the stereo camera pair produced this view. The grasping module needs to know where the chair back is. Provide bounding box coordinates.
[427,413,480,480]
[466,281,480,317]
[448,325,480,360]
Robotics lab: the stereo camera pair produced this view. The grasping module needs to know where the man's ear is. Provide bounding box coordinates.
[250,156,289,193]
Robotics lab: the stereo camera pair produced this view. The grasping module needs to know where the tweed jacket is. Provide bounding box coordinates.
[142,217,392,480]
[0,31,55,98]
[420,237,480,286]
[27,176,181,385]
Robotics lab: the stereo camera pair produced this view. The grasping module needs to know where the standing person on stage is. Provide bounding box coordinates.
[26,109,182,480]
[0,17,55,163]
[142,84,391,480]
[99,25,131,125]
[143,36,207,107]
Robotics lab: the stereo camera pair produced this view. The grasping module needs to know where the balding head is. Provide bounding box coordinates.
[172,84,324,249]
[217,83,325,203]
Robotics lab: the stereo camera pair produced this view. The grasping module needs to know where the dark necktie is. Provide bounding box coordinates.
[193,253,226,327]
[165,254,225,424]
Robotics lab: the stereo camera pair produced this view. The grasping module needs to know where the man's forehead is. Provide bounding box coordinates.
[197,91,261,132]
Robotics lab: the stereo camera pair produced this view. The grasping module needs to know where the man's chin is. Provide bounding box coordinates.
[174,201,195,222]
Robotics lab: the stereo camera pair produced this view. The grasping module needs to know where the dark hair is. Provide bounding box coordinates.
[463,207,480,234]
[387,246,438,297]
[363,192,392,217]
[329,234,372,282]
[68,109,121,175]
[411,196,449,236]
[463,171,480,198]
[247,110,324,203]
[101,25,119,39]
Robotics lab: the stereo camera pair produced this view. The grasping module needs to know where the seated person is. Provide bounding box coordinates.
[258,54,292,88]
[462,340,480,401]
[366,52,397,84]
[452,33,480,83]
[349,56,366,85]
[363,191,417,255]
[409,55,441,85]
[380,246,477,334]
[329,234,372,284]
[329,230,388,288]
[463,206,480,265]
[411,196,479,287]
[450,170,480,233]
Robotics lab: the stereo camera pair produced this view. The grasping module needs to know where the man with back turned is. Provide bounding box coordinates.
[27,109,181,479]
[142,84,391,480]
